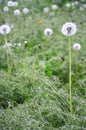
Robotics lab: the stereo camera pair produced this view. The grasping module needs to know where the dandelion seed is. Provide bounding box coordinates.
[61,22,77,36]
[14,9,21,15]
[23,8,29,14]
[73,43,81,51]
[0,25,11,35]
[44,28,53,36]
[51,4,58,10]
[7,1,14,7]
[3,6,9,12]
[43,7,49,13]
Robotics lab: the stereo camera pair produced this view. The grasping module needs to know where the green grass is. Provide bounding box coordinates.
[0,0,86,130]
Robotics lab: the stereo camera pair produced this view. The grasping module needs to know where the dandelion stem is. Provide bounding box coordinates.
[4,34,10,80]
[69,35,72,114]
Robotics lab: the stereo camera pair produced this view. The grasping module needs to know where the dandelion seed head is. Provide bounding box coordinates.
[24,41,28,44]
[66,3,71,7]
[43,7,49,13]
[0,24,11,35]
[3,6,9,12]
[14,9,21,15]
[44,28,53,36]
[73,43,81,51]
[13,2,18,7]
[74,1,79,5]
[23,8,29,14]
[52,4,58,10]
[61,22,77,36]
[7,1,14,7]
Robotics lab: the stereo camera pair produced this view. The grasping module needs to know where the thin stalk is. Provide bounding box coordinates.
[4,34,10,80]
[68,35,72,114]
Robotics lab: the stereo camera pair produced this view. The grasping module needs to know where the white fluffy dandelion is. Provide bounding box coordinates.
[51,4,58,10]
[44,28,53,36]
[23,8,29,14]
[0,25,11,35]
[7,1,14,7]
[3,6,9,12]
[66,3,71,8]
[43,7,49,13]
[73,43,81,51]
[74,1,79,5]
[13,2,18,7]
[14,9,21,15]
[61,22,77,36]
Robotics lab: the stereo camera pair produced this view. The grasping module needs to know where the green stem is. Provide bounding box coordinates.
[4,35,10,80]
[69,35,72,114]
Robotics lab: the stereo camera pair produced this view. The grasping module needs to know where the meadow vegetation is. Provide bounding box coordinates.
[0,0,86,129]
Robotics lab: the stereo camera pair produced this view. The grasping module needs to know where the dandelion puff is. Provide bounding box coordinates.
[7,1,14,7]
[43,7,49,13]
[14,9,21,15]
[3,6,9,12]
[74,1,79,5]
[24,41,28,44]
[13,2,18,7]
[0,25,11,35]
[22,8,29,14]
[44,28,53,36]
[51,4,58,10]
[61,22,77,36]
[66,3,71,8]
[73,43,81,51]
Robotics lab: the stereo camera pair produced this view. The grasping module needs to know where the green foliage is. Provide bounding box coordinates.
[0,0,86,130]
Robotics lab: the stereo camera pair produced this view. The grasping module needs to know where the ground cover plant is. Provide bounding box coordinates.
[0,0,86,130]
